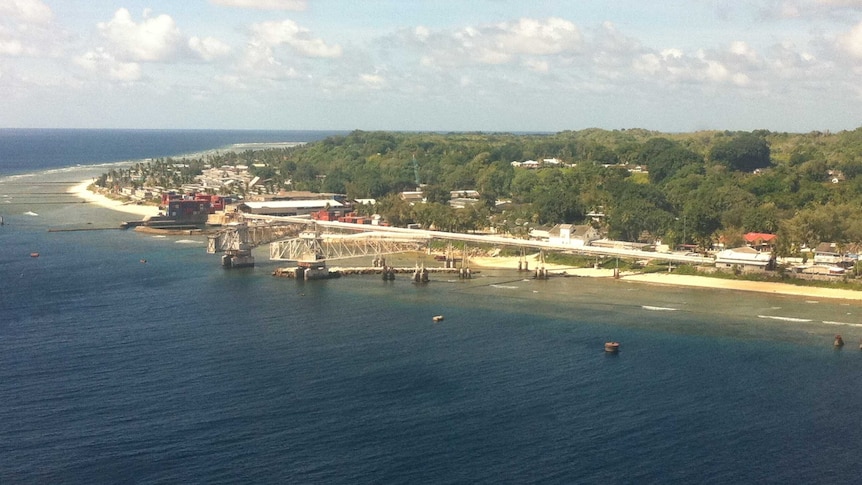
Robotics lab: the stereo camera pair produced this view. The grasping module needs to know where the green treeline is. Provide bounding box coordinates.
[260,128,862,255]
[103,127,862,255]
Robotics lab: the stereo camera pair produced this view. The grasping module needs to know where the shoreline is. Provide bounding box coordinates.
[68,180,862,303]
[68,179,161,218]
[470,254,862,302]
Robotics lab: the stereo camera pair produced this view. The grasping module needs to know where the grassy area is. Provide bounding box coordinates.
[544,252,649,271]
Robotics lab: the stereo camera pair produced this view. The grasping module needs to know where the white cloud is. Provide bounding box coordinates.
[816,0,862,6]
[97,8,183,62]
[75,48,142,82]
[0,0,52,24]
[837,20,862,58]
[233,19,340,83]
[763,0,862,18]
[0,37,24,56]
[414,26,430,42]
[189,36,231,61]
[729,41,759,62]
[524,59,549,72]
[498,17,583,56]
[249,19,342,58]
[359,73,386,89]
[0,0,61,57]
[414,17,582,69]
[209,0,307,10]
[631,42,765,88]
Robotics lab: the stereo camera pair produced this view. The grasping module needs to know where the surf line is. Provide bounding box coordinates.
[758,315,813,322]
[464,278,526,291]
[822,320,862,327]
[642,305,678,311]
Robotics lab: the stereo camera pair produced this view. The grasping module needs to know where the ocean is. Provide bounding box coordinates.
[1,130,861,484]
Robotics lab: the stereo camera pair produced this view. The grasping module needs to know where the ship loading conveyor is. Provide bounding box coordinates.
[239,213,716,266]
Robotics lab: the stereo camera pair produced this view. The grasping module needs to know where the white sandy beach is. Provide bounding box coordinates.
[68,179,161,218]
[621,272,862,301]
[470,253,862,302]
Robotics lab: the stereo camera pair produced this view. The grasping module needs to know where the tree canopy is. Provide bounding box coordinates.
[709,133,771,171]
[97,127,862,253]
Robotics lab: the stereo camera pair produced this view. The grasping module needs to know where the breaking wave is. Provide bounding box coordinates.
[757,315,813,322]
[642,305,678,311]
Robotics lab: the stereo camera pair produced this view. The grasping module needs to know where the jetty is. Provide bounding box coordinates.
[334,266,474,276]
[273,266,477,280]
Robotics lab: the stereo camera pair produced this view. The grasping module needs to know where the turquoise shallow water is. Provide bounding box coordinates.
[2,132,862,483]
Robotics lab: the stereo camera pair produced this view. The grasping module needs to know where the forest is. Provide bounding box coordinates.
[104,127,862,256]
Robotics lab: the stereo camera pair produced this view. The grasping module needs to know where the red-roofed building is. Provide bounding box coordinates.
[743,232,777,251]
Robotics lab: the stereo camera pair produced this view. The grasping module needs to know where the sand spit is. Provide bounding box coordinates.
[69,180,161,218]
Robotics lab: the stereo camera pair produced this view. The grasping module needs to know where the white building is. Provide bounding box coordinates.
[237,199,344,216]
[715,247,773,272]
[547,224,601,247]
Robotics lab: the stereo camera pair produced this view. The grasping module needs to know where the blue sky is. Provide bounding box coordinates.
[2,0,862,132]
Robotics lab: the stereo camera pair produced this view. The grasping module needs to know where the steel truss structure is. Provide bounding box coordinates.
[207,223,298,254]
[270,232,428,261]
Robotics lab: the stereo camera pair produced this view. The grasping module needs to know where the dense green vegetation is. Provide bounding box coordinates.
[102,127,862,256]
[266,128,862,254]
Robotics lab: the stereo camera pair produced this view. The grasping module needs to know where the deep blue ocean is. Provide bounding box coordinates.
[2,130,862,484]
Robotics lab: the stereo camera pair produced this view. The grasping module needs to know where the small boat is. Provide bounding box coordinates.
[834,334,844,347]
[604,341,620,353]
[432,315,444,322]
[30,252,39,258]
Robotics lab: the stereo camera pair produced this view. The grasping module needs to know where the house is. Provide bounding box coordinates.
[449,198,481,209]
[813,242,859,268]
[814,242,842,265]
[715,246,774,272]
[743,232,777,251]
[529,226,553,241]
[399,191,424,204]
[797,265,846,276]
[449,189,481,209]
[548,224,600,247]
[450,190,480,199]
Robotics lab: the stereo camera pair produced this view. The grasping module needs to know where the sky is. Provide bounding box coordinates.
[2,0,862,133]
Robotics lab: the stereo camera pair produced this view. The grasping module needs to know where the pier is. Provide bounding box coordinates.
[273,266,478,280]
